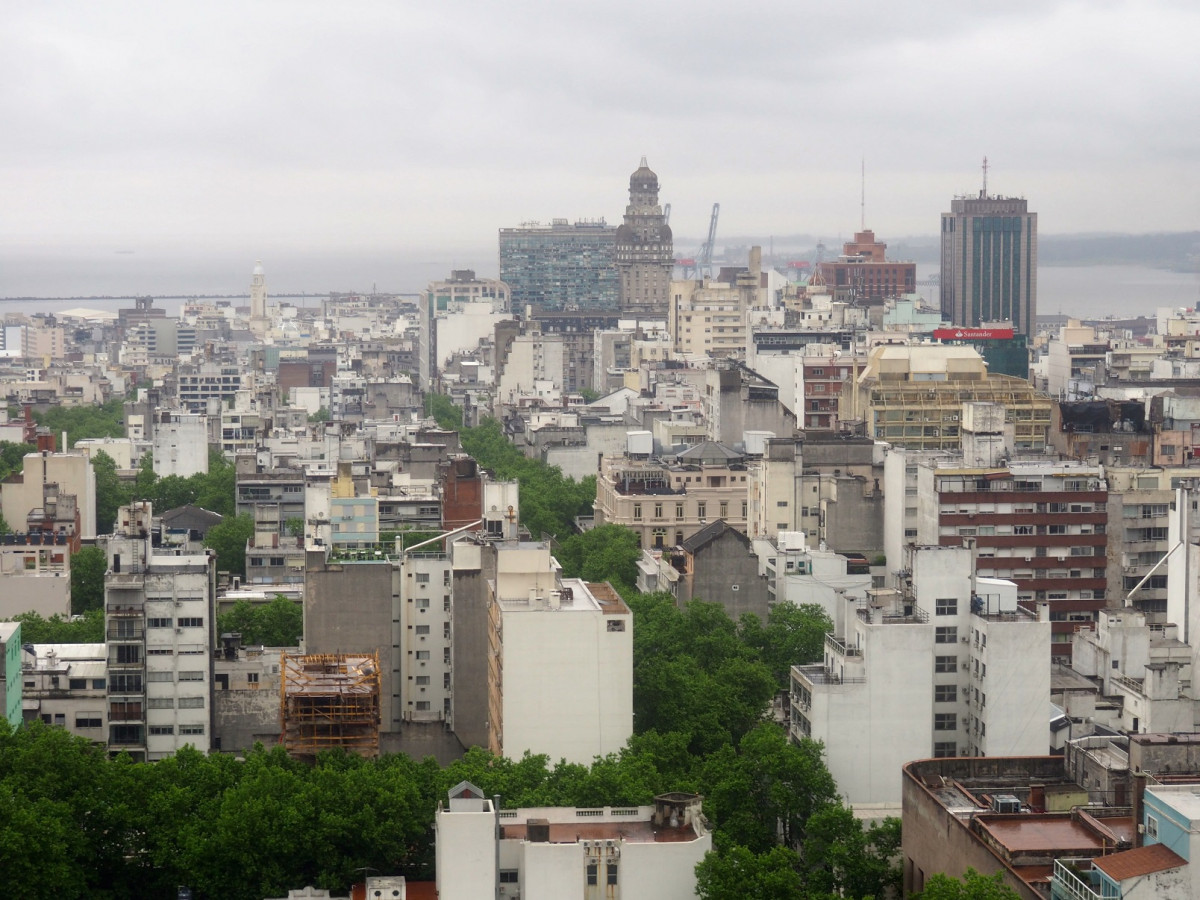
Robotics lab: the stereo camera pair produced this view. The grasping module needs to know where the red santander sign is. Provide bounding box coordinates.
[933,326,1014,341]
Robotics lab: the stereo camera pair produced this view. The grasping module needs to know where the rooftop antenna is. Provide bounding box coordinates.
[981,155,989,199]
[860,157,866,231]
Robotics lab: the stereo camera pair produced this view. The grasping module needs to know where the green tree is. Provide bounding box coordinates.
[34,397,126,443]
[70,546,107,614]
[702,724,838,852]
[203,514,254,578]
[0,441,36,482]
[628,593,776,754]
[695,845,805,900]
[739,602,833,690]
[91,450,131,535]
[425,393,463,430]
[286,517,305,538]
[4,610,104,643]
[913,868,1023,900]
[309,407,331,423]
[799,804,902,899]
[556,523,641,590]
[218,595,303,646]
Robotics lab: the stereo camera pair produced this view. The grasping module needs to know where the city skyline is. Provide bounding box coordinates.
[2,1,1197,264]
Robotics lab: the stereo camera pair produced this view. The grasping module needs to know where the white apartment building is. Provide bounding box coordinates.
[790,544,1050,807]
[487,549,633,765]
[105,502,216,761]
[435,782,710,900]
[20,643,108,742]
[151,410,209,478]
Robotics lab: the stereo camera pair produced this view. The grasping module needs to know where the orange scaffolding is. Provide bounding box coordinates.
[280,652,381,759]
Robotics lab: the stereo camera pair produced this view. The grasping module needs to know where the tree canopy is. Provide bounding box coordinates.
[34,398,126,443]
[3,609,104,643]
[203,514,254,579]
[217,595,303,647]
[70,546,107,614]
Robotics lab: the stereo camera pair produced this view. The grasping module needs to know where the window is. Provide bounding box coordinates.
[935,656,956,673]
[148,617,173,628]
[1147,815,1158,839]
[499,871,518,884]
[69,678,87,690]
[178,671,205,681]
[177,617,203,628]
[415,573,430,584]
[935,598,957,616]
[415,625,430,635]
[933,742,957,758]
[607,864,619,886]
[697,502,706,519]
[76,715,102,728]
[934,713,957,731]
[180,724,205,736]
[415,701,431,711]
[587,863,598,886]
[148,698,174,709]
[114,645,142,664]
[415,598,430,610]
[92,679,106,690]
[415,676,430,686]
[935,684,957,703]
[654,503,663,518]
[675,503,684,518]
[178,697,205,709]
[935,627,958,644]
[415,651,430,660]
[150,725,175,736]
[247,673,259,684]
[146,671,173,683]
[607,619,626,632]
[633,503,642,521]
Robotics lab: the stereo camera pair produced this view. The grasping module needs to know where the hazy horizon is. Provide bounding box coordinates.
[3,2,1198,259]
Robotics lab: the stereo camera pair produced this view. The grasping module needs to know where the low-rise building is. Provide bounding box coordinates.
[435,782,710,900]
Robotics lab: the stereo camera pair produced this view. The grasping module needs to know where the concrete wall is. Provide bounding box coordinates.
[451,541,491,751]
[304,559,396,733]
[687,529,769,620]
[501,596,633,765]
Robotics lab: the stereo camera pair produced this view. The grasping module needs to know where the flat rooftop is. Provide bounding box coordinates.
[977,815,1123,854]
[501,821,699,844]
[1146,784,1200,822]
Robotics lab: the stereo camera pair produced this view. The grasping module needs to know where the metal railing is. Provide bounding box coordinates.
[824,633,862,657]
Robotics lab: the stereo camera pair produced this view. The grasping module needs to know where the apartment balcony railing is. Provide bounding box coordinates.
[824,633,862,658]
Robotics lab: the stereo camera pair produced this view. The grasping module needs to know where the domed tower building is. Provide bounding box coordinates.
[615,158,673,318]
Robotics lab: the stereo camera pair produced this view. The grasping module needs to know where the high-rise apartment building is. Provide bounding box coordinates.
[616,158,673,317]
[940,174,1037,337]
[498,219,617,312]
[104,502,216,761]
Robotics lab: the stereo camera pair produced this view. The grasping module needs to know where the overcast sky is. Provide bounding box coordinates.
[3,0,1197,264]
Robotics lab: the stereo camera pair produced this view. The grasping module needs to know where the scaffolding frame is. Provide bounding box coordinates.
[280,652,381,758]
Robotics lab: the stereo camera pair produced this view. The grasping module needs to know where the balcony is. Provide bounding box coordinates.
[792,663,865,686]
[824,633,862,658]
[1051,859,1100,900]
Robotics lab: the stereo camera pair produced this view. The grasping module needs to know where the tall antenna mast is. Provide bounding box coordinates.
[861,157,866,230]
[981,155,989,199]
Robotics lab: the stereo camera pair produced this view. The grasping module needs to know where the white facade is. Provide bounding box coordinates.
[152,410,209,478]
[790,544,1050,806]
[491,561,633,765]
[435,784,711,900]
[105,502,215,761]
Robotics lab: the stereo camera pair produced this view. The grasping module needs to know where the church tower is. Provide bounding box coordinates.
[249,260,268,334]
[615,158,673,317]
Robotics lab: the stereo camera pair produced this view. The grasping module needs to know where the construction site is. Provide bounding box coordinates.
[279,652,381,759]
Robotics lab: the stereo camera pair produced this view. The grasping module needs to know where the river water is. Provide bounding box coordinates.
[1,248,1197,323]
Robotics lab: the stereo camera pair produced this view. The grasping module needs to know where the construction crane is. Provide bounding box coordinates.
[663,202,671,225]
[682,203,720,280]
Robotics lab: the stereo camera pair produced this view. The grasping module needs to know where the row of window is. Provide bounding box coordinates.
[632,500,746,520]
